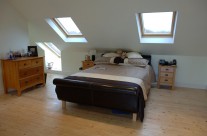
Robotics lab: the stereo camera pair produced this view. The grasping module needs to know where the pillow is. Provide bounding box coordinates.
[124,58,149,67]
[94,57,111,65]
[126,52,143,59]
[121,52,127,59]
[116,49,123,55]
[110,57,124,64]
[103,52,120,57]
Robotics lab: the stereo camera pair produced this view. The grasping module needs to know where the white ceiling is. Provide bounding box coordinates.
[8,0,207,56]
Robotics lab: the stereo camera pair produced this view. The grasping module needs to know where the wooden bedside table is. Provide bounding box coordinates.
[82,60,94,70]
[157,65,177,90]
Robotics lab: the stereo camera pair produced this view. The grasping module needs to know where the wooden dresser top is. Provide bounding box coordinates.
[1,57,43,62]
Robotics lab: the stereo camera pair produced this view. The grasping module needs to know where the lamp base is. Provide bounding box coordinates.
[92,55,95,61]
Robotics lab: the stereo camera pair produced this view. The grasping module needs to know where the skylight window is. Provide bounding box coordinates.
[36,42,62,71]
[44,42,61,57]
[136,11,178,43]
[141,12,174,36]
[46,17,87,43]
[53,17,83,37]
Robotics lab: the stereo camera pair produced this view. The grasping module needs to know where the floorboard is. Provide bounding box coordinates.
[0,74,206,136]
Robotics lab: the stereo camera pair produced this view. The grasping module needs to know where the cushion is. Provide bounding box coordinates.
[116,49,123,55]
[103,52,120,57]
[126,52,143,59]
[121,52,127,59]
[94,57,111,65]
[110,57,124,64]
[124,58,149,67]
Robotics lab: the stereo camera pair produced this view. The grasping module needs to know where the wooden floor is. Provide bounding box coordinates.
[0,74,207,136]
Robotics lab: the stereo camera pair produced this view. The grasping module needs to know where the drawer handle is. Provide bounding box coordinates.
[36,61,38,64]
[87,64,90,65]
[24,73,27,75]
[165,68,169,71]
[25,81,28,84]
[165,74,168,76]
[165,79,168,81]
[24,63,26,66]
[36,70,39,72]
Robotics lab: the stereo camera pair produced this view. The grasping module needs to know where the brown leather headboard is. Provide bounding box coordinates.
[141,55,151,65]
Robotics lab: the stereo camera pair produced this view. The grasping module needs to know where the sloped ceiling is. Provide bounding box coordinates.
[8,0,207,56]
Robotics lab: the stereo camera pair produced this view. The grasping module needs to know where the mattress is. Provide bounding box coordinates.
[71,64,155,100]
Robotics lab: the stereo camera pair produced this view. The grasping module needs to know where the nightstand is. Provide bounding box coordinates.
[157,65,176,90]
[82,60,94,70]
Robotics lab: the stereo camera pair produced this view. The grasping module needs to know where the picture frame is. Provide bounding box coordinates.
[28,46,38,57]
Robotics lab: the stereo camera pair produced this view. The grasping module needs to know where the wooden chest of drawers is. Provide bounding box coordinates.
[82,60,94,70]
[1,57,45,96]
[157,65,176,90]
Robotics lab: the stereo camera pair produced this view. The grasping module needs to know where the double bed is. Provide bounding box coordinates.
[53,54,155,122]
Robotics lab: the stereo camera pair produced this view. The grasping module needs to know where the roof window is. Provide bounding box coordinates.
[136,11,178,44]
[46,17,87,43]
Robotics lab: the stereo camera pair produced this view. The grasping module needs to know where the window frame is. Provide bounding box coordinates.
[138,11,177,37]
[36,42,62,71]
[52,18,83,38]
[44,42,61,57]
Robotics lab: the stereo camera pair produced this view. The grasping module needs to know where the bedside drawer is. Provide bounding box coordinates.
[160,72,173,78]
[33,67,43,74]
[2,57,44,96]
[31,59,43,67]
[160,77,173,84]
[83,63,94,67]
[158,64,176,89]
[19,69,33,78]
[20,77,33,88]
[33,75,44,84]
[18,60,31,69]
[82,61,94,70]
[160,67,174,72]
[19,66,43,79]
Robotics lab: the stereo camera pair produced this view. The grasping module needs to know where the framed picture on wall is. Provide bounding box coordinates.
[28,46,38,57]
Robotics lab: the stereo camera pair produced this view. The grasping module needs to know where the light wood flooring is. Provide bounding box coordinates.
[0,74,207,136]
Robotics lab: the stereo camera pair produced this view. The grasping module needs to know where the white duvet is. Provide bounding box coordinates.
[72,72,147,100]
[71,64,155,100]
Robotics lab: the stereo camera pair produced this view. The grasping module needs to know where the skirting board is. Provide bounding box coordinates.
[175,82,207,90]
[152,82,207,90]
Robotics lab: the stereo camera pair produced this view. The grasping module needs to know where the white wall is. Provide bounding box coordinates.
[0,0,205,91]
[151,55,207,89]
[28,20,207,89]
[61,46,89,75]
[0,0,29,93]
[8,0,207,55]
[36,46,207,90]
[11,0,207,90]
[28,21,91,75]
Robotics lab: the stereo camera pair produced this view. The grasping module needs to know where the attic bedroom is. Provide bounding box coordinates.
[0,0,206,136]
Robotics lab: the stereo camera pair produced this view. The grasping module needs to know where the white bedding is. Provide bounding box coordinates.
[72,64,155,101]
[72,72,147,100]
